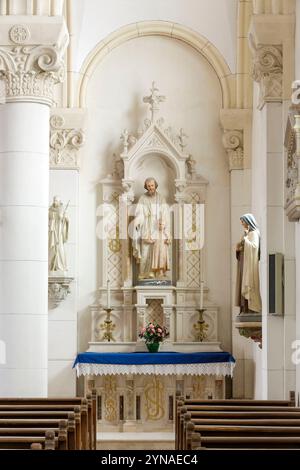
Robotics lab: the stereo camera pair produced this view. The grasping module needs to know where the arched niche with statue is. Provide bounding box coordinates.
[90,83,221,354]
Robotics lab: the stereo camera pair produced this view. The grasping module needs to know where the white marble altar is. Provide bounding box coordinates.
[81,85,227,431]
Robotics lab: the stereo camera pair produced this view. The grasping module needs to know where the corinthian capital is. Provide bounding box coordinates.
[222,130,244,171]
[0,19,68,105]
[251,44,283,109]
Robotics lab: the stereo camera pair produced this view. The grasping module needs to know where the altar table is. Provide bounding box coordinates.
[73,351,235,377]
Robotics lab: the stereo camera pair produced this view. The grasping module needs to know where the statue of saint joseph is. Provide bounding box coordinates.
[133,178,171,280]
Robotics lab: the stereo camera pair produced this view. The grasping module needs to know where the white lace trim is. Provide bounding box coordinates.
[75,362,235,377]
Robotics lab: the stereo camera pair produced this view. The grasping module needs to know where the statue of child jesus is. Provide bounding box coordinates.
[151,219,171,278]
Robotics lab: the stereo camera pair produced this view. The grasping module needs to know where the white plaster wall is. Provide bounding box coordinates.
[78,34,231,354]
[251,83,292,400]
[230,167,253,398]
[251,83,267,398]
[71,0,237,74]
[48,170,78,396]
[253,343,263,397]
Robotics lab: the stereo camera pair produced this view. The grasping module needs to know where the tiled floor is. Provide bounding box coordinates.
[97,432,175,450]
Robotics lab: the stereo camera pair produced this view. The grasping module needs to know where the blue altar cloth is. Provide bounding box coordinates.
[73,351,235,367]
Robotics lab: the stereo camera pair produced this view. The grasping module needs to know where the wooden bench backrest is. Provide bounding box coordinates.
[0,392,97,450]
[0,430,57,450]
[196,435,300,449]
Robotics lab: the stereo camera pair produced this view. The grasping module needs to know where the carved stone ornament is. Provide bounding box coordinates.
[222,130,244,170]
[174,179,187,203]
[9,25,30,44]
[50,115,85,169]
[285,113,300,221]
[235,318,262,349]
[117,83,189,165]
[252,44,283,109]
[143,81,166,123]
[50,114,65,129]
[285,122,297,204]
[121,179,134,202]
[186,154,196,179]
[0,35,68,105]
[48,276,74,309]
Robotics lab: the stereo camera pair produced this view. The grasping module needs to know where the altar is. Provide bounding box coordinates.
[77,351,235,432]
[74,351,235,377]
[79,84,234,433]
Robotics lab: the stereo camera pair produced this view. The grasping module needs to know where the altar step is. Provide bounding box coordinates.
[97,432,175,450]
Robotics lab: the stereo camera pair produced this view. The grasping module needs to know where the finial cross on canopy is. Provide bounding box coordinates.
[143,81,166,123]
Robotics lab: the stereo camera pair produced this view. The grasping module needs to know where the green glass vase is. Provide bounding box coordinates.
[146,342,160,353]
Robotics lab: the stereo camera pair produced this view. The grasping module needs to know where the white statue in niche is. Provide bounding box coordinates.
[48,196,69,273]
[133,178,171,281]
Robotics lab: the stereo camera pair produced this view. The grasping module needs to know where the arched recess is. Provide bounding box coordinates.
[76,21,235,109]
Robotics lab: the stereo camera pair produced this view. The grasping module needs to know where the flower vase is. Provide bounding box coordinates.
[146,342,160,353]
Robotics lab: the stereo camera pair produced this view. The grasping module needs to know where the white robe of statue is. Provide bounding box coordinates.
[133,190,170,280]
[48,196,69,272]
[236,229,262,312]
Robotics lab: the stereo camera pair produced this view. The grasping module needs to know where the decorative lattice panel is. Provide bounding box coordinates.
[185,192,201,287]
[146,299,163,325]
[107,192,122,287]
[186,251,201,287]
[107,251,122,287]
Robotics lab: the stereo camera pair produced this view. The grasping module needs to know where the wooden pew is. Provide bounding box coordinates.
[0,405,85,449]
[0,392,97,450]
[176,407,300,449]
[178,405,300,412]
[177,406,300,449]
[0,426,67,449]
[176,393,299,451]
[175,390,295,407]
[0,411,76,450]
[0,430,57,450]
[184,419,300,450]
[175,397,297,449]
[0,418,75,450]
[191,434,300,450]
[183,399,295,406]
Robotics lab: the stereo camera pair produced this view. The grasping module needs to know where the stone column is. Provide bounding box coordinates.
[123,377,136,432]
[163,306,174,344]
[249,9,295,398]
[136,305,147,338]
[121,180,135,287]
[0,17,68,396]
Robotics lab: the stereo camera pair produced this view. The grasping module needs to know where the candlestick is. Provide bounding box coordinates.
[100,307,116,342]
[193,308,209,342]
[200,281,204,310]
[107,279,111,309]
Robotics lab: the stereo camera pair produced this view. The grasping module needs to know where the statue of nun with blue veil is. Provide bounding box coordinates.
[235,213,262,313]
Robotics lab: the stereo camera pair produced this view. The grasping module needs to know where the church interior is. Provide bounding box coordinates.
[1,0,300,452]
